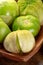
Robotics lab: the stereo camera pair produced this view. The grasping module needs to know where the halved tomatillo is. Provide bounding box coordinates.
[4,30,35,53]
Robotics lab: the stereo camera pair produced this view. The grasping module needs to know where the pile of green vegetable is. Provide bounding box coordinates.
[0,0,43,53]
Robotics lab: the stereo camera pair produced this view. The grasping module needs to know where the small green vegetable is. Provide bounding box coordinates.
[12,15,40,36]
[0,0,19,25]
[0,19,11,43]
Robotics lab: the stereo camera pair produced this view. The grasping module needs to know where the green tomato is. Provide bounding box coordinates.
[0,0,19,25]
[12,15,40,36]
[0,19,11,43]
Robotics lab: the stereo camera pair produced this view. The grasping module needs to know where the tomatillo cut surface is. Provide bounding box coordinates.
[4,30,35,53]
[12,15,40,36]
[17,30,35,53]
[4,31,21,53]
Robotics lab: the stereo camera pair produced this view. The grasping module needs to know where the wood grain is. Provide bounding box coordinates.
[0,47,43,65]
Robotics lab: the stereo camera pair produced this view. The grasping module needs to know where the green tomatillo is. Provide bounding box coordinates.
[0,18,11,43]
[0,0,19,26]
[12,15,40,36]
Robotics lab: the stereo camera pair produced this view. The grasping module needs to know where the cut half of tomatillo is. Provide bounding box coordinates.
[4,30,35,53]
[17,30,35,53]
[4,31,21,53]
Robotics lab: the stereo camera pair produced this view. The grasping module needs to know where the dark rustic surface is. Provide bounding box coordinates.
[0,46,43,65]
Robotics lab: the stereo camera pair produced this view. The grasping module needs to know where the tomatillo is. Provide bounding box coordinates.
[12,15,40,36]
[4,30,35,53]
[0,0,19,25]
[0,19,11,43]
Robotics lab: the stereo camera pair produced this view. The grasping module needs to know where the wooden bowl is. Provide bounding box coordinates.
[0,26,43,62]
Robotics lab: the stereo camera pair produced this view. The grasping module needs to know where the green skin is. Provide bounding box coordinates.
[18,0,42,15]
[18,0,43,25]
[0,0,19,25]
[0,18,4,22]
[0,21,11,43]
[12,15,40,36]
